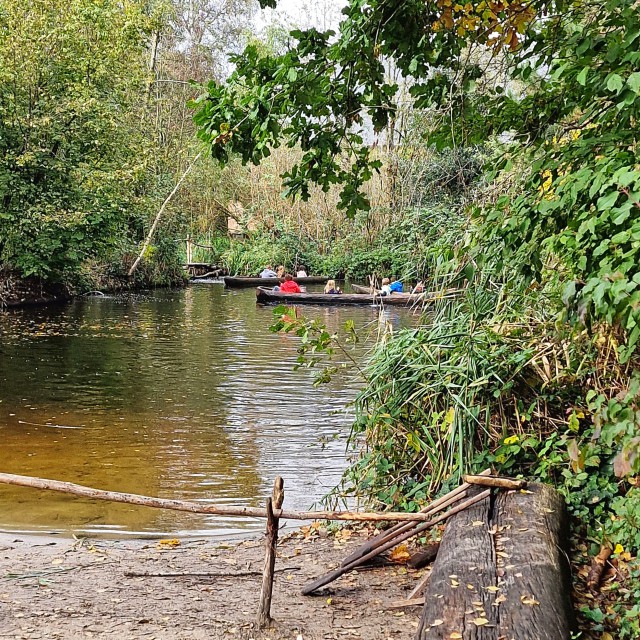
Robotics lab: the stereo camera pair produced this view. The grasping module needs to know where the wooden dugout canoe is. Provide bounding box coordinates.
[224,276,329,288]
[255,287,423,306]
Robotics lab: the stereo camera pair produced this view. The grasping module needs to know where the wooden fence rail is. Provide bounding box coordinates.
[0,472,480,523]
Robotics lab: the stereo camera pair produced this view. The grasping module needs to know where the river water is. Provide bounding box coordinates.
[0,284,413,538]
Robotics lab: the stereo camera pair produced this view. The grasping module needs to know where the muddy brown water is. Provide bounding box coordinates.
[0,284,414,538]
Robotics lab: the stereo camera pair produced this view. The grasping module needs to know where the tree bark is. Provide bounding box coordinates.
[416,484,574,640]
[491,483,575,640]
[416,488,497,639]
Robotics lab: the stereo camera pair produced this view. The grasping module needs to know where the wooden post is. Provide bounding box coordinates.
[257,477,284,628]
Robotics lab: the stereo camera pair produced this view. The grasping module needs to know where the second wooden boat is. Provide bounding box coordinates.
[224,276,329,288]
[256,287,422,306]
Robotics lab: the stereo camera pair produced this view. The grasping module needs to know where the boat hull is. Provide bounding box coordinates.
[224,276,329,288]
[255,287,421,306]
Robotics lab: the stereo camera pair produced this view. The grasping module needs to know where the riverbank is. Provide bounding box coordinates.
[0,273,71,309]
[0,269,188,310]
[0,527,421,640]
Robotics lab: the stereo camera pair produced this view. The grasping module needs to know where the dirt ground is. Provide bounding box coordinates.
[0,527,425,640]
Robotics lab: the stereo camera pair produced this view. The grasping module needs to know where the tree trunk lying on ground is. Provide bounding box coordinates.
[416,483,574,640]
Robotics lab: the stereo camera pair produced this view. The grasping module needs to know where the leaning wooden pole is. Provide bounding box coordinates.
[0,473,462,523]
[301,490,491,595]
[341,469,493,567]
[257,477,285,628]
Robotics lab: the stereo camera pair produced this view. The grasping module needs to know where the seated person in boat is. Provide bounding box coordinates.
[296,266,308,277]
[260,265,278,278]
[276,265,286,278]
[324,279,342,294]
[279,274,302,293]
[389,279,404,293]
[380,278,392,295]
[412,281,425,294]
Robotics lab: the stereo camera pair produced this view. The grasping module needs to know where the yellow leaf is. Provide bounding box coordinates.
[431,619,444,626]
[520,595,540,606]
[157,538,181,548]
[485,585,499,592]
[449,634,462,639]
[389,543,411,563]
[51,558,63,565]
[614,544,624,555]
[443,407,455,427]
[327,597,332,605]
[473,617,489,626]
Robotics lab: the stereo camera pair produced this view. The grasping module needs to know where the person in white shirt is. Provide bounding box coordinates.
[380,278,392,295]
[260,265,278,278]
[296,266,308,277]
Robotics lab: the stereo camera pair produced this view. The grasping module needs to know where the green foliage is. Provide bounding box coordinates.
[0,0,160,282]
[269,305,361,385]
[216,198,468,283]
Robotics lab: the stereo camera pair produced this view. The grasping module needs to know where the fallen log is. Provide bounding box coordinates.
[416,488,497,639]
[416,483,574,640]
[407,542,440,569]
[492,483,575,640]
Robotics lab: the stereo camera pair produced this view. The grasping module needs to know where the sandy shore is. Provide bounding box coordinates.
[0,527,424,640]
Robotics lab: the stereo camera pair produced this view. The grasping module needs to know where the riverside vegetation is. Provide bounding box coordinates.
[3,0,640,636]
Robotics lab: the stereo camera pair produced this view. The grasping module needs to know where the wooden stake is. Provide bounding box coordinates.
[406,570,432,601]
[257,477,285,628]
[388,596,425,609]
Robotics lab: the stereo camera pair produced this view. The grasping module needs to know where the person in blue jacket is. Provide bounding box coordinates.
[389,279,404,293]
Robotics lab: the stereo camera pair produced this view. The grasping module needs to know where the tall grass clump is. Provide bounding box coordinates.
[338,264,571,509]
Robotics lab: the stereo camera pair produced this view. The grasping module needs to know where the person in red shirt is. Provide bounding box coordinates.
[279,274,302,293]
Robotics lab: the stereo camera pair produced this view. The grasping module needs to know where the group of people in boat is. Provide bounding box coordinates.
[380,278,425,295]
[259,265,308,279]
